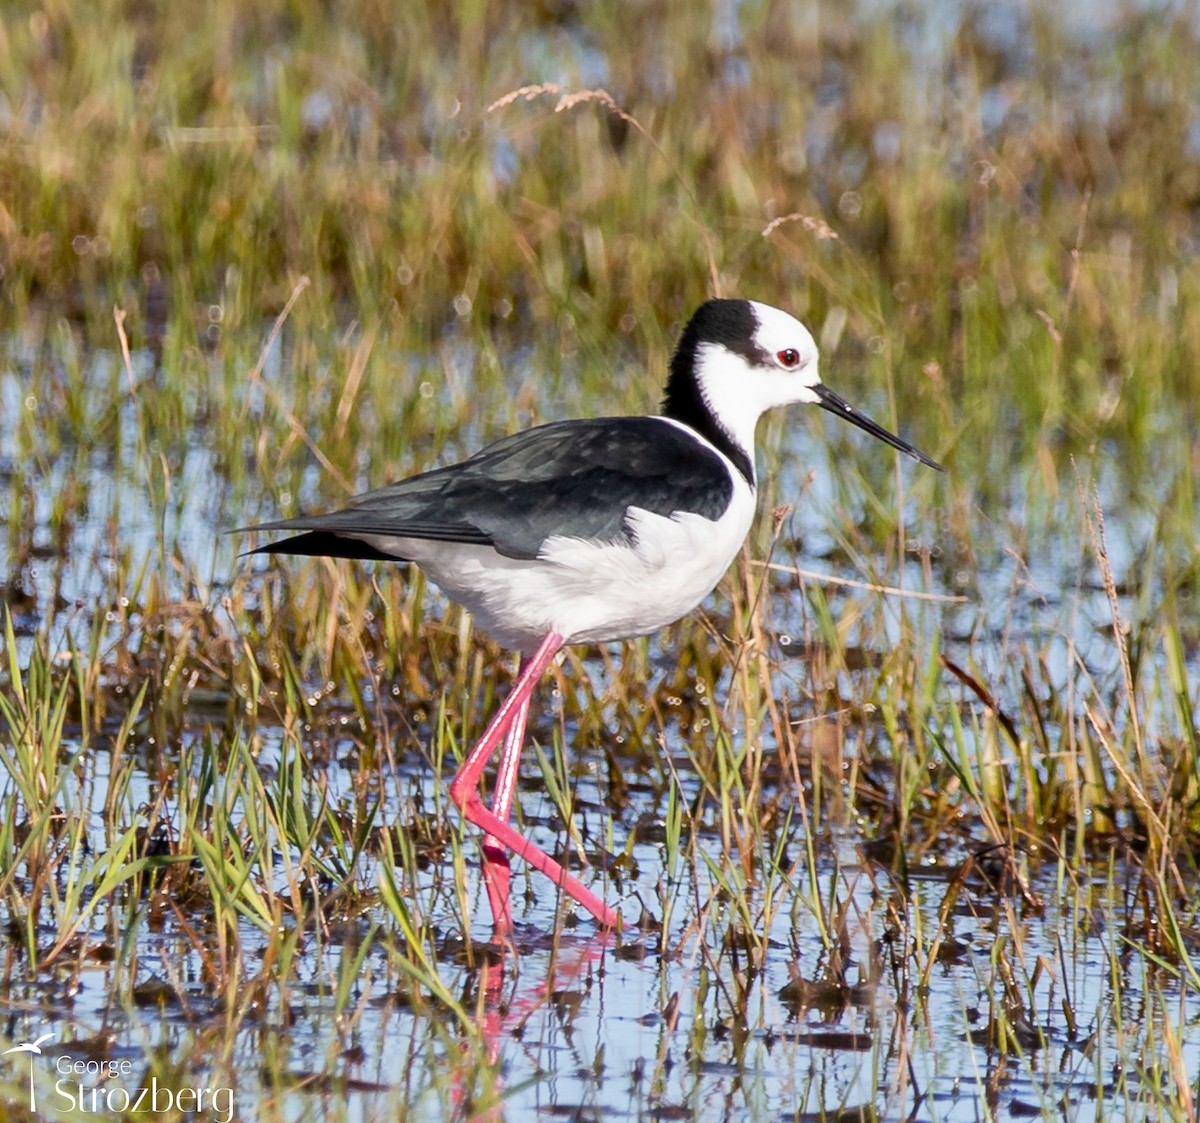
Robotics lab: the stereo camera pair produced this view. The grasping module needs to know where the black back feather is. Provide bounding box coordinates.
[245,416,735,562]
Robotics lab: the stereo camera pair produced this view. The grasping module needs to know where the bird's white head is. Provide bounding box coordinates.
[662,298,942,479]
[737,299,824,407]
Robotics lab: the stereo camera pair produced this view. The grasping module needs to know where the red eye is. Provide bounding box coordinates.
[777,348,801,368]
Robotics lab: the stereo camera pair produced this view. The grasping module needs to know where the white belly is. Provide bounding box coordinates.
[361,480,756,653]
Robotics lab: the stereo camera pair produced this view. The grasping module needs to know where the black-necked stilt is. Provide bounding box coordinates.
[244,299,942,933]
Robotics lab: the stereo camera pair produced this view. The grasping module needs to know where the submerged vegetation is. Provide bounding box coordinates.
[2,0,1199,1119]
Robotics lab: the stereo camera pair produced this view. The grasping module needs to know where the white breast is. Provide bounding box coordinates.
[363,473,757,654]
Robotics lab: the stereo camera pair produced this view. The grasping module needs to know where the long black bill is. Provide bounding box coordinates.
[813,384,943,472]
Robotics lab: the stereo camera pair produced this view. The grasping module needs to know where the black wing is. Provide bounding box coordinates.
[242,417,736,562]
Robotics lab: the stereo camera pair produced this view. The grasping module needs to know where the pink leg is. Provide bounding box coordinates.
[449,632,621,931]
[480,675,531,934]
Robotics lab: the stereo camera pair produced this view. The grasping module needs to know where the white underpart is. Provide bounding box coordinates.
[360,475,755,653]
[358,437,758,654]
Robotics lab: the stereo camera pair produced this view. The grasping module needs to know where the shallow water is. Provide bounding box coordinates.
[4,735,1197,1121]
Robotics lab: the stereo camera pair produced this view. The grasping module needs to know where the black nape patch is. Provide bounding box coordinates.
[680,299,769,366]
[660,300,761,485]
